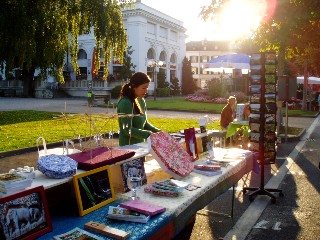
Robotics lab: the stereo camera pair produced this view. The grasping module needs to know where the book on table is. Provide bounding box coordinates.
[119,199,166,216]
[0,173,32,194]
[193,168,223,176]
[0,184,32,195]
[52,227,103,240]
[0,173,32,187]
[107,206,150,223]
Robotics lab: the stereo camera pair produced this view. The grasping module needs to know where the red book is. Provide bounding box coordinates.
[119,199,166,216]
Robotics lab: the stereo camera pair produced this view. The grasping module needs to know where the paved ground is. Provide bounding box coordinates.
[1,97,319,240]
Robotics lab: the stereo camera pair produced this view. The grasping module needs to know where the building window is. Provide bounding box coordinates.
[170,30,177,41]
[160,51,166,62]
[170,53,176,63]
[159,26,167,38]
[112,66,122,81]
[170,70,176,81]
[201,55,209,63]
[192,67,198,74]
[190,56,198,63]
[77,49,87,60]
[147,48,155,59]
[147,22,156,35]
[76,67,87,80]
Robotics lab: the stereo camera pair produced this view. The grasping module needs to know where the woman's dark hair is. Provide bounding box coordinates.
[119,72,151,113]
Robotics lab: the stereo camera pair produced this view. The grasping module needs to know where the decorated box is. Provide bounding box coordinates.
[147,131,194,180]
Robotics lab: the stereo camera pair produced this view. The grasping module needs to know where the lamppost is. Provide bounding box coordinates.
[148,59,163,101]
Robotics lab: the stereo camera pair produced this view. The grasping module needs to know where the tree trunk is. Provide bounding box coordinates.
[276,46,286,133]
[22,63,35,98]
[302,64,308,111]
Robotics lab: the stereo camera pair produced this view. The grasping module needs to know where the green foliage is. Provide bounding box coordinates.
[170,77,181,96]
[206,79,227,98]
[181,57,198,95]
[156,88,170,97]
[157,70,169,88]
[234,92,249,103]
[118,45,136,81]
[0,0,130,84]
[111,85,122,99]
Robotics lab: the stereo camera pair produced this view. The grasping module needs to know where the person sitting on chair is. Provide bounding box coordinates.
[220,96,237,130]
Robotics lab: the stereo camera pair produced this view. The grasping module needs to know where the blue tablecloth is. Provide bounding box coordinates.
[38,200,173,240]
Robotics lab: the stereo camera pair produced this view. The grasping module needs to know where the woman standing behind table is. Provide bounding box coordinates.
[117,72,161,146]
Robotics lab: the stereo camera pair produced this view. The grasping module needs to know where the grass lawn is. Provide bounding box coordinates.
[0,110,210,152]
[280,108,317,117]
[1,98,316,152]
[138,98,224,113]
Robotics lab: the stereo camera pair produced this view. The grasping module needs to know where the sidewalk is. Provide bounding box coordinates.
[241,116,320,240]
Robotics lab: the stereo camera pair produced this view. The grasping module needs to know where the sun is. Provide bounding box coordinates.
[210,0,267,40]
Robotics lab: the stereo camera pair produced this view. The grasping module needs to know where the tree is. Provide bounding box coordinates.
[118,45,136,82]
[207,79,227,99]
[0,0,133,97]
[170,77,181,96]
[200,0,320,109]
[201,0,320,73]
[181,57,198,95]
[157,70,169,88]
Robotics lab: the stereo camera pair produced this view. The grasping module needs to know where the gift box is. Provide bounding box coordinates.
[37,154,78,179]
[68,147,136,170]
[147,131,194,180]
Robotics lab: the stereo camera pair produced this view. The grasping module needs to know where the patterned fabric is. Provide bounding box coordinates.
[148,131,194,179]
[37,154,77,179]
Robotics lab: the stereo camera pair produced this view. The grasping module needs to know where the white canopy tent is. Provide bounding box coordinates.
[297,76,320,84]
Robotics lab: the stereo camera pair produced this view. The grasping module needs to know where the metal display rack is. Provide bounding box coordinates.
[243,52,283,203]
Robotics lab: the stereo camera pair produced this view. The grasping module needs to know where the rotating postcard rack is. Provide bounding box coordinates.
[243,52,283,203]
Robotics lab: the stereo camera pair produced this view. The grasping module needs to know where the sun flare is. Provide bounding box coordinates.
[209,0,267,40]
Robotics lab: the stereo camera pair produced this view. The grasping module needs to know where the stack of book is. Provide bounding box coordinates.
[107,199,166,223]
[0,173,33,195]
[107,206,150,223]
[193,164,223,176]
